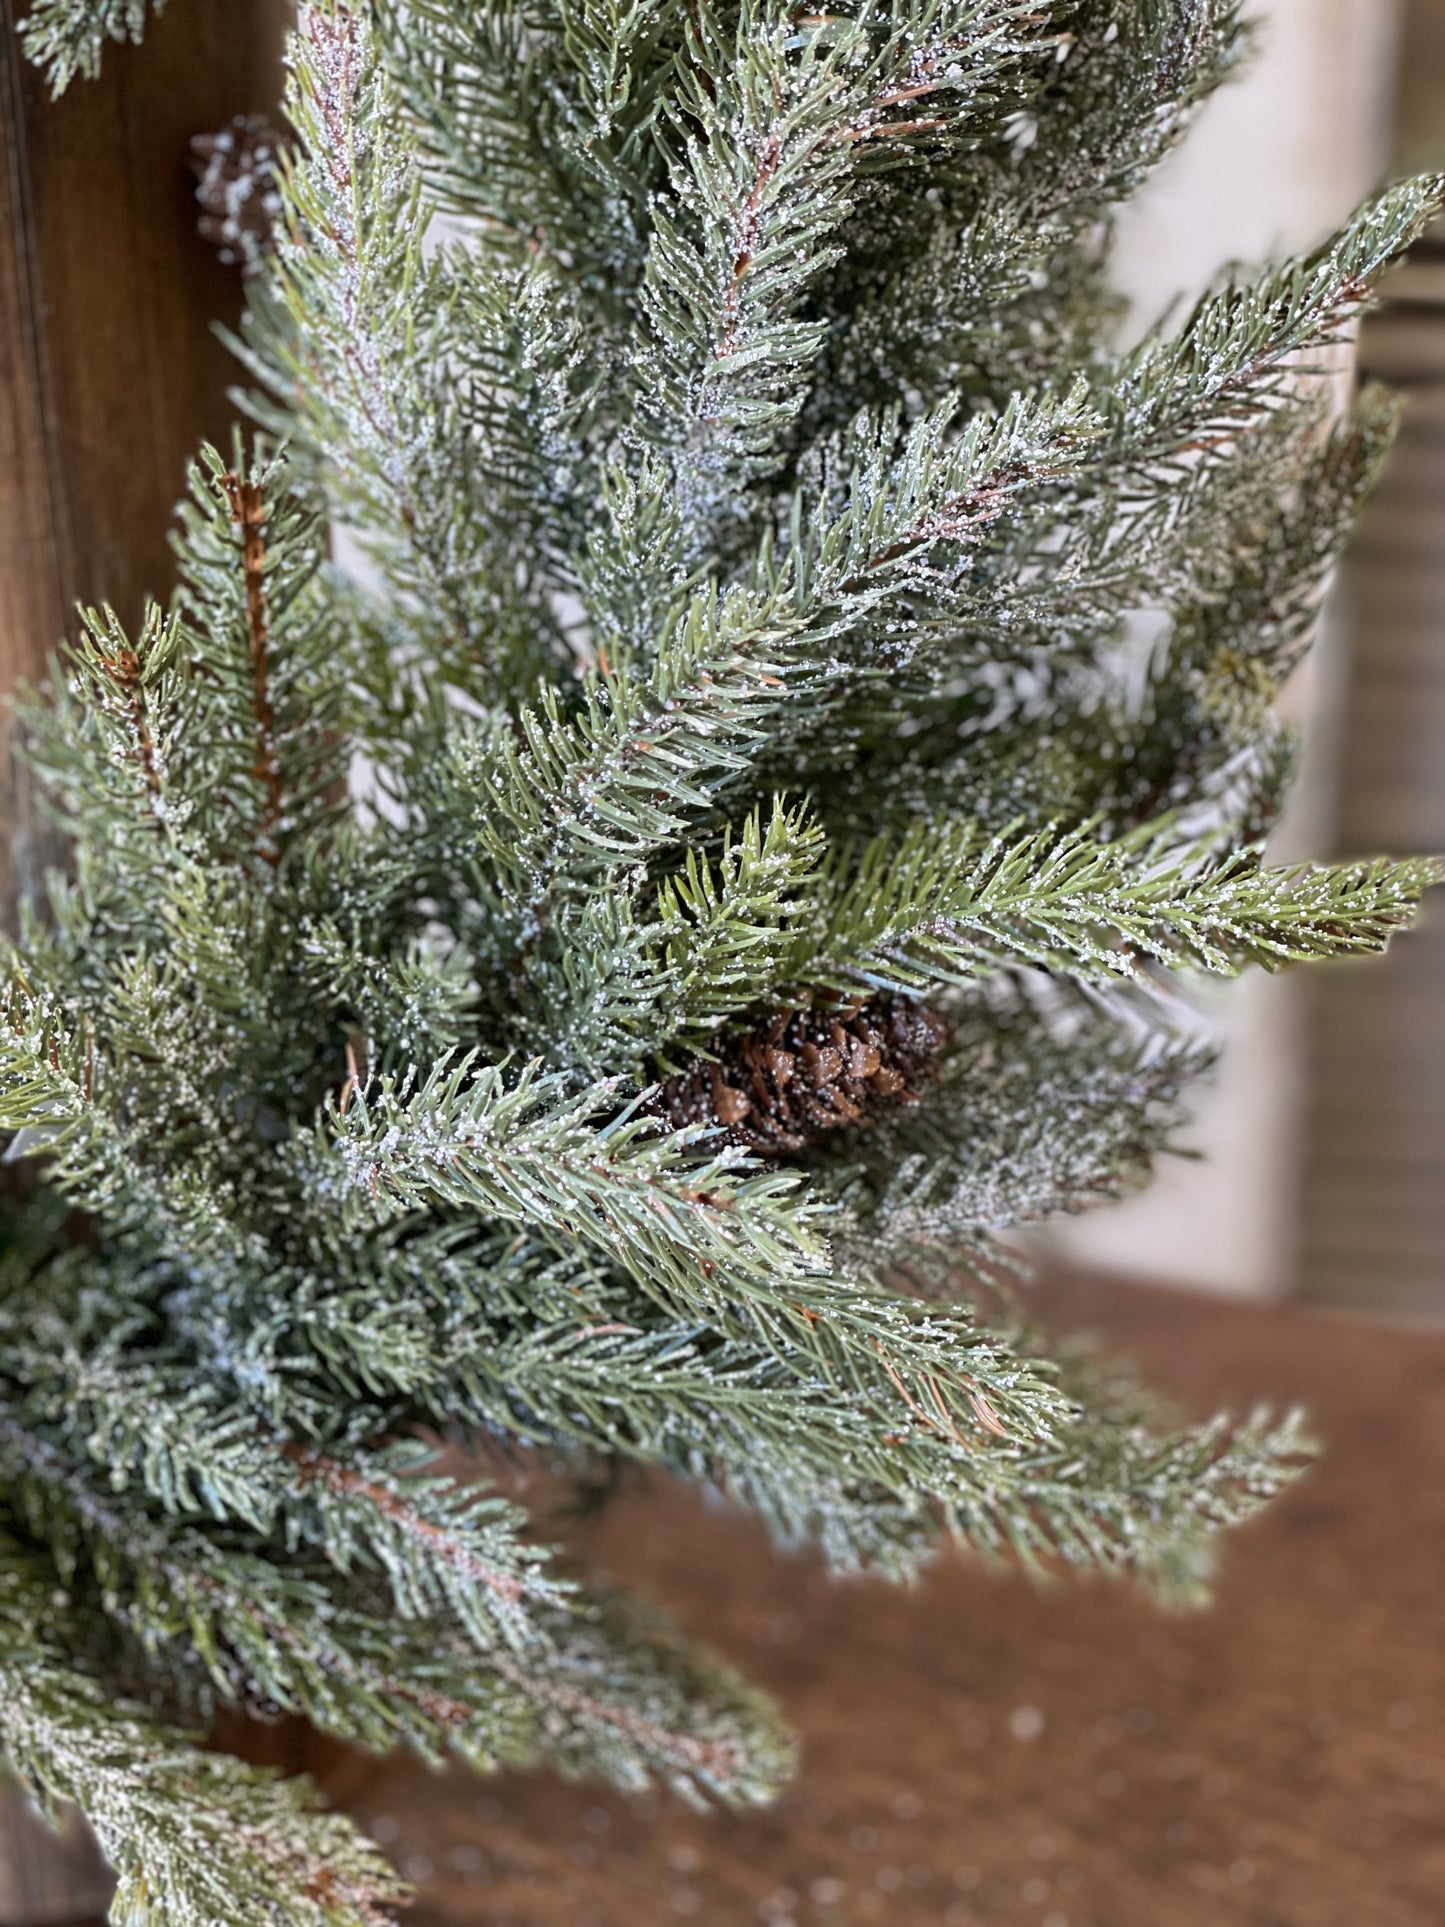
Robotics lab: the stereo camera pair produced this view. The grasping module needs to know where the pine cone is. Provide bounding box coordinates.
[190,115,285,278]
[654,996,951,1154]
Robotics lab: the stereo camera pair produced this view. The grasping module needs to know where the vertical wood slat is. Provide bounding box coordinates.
[1395,0,1445,171]
[0,0,287,919]
[0,3,285,1918]
[1294,283,1445,1318]
[1293,4,1445,1317]
[0,1805,107,1927]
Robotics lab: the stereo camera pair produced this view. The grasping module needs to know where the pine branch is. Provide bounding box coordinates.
[18,603,185,874]
[277,1121,1315,1602]
[801,0,1248,434]
[1107,174,1445,467]
[786,821,1442,994]
[388,0,668,284]
[284,1071,1100,1462]
[421,1297,1309,1593]
[458,384,1093,936]
[0,1420,790,1802]
[254,0,581,706]
[634,3,1054,546]
[16,0,157,93]
[652,799,829,1048]
[23,442,343,920]
[808,393,1398,856]
[837,978,1209,1245]
[278,1441,561,1642]
[0,979,261,1281]
[0,1536,405,1927]
[0,1301,564,1646]
[217,468,285,866]
[286,1052,832,1314]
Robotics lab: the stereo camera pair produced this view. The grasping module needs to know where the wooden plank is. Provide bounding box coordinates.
[0,1808,108,1927]
[0,0,287,921]
[1396,0,1445,170]
[1357,310,1445,382]
[1301,1271,1445,1321]
[1296,90,1445,1310]
[1380,257,1445,306]
[0,2,286,1917]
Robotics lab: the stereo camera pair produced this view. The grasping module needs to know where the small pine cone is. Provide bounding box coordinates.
[654,996,951,1154]
[190,115,285,278]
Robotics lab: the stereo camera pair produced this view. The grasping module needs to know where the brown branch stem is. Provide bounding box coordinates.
[220,471,283,864]
[281,1443,530,1605]
[98,646,161,796]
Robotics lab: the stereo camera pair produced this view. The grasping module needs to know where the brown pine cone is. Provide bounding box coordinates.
[654,996,951,1154]
[190,115,285,278]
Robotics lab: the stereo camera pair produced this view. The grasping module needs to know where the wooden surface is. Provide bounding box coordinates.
[1295,236,1445,1318]
[1292,0,1445,1316]
[0,5,286,1917]
[0,1806,108,1927]
[0,0,287,922]
[299,1272,1445,1927]
[1398,0,1445,172]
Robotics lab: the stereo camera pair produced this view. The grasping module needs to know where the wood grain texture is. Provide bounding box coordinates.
[278,1272,1445,1927]
[0,5,285,1915]
[1397,0,1445,171]
[1290,0,1445,1316]
[0,0,287,921]
[1294,245,1445,1317]
[0,1807,109,1927]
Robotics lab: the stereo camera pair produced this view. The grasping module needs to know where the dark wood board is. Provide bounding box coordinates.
[0,7,286,1916]
[0,0,287,919]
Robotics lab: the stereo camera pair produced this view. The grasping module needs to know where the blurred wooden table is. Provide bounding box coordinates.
[319,1272,1445,1927]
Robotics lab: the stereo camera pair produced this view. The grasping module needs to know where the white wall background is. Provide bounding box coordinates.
[1042,0,1402,1298]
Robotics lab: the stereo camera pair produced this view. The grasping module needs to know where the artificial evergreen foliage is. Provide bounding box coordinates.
[3,2,1442,1917]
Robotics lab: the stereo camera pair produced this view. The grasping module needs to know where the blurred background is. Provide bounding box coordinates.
[1044,0,1445,1315]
